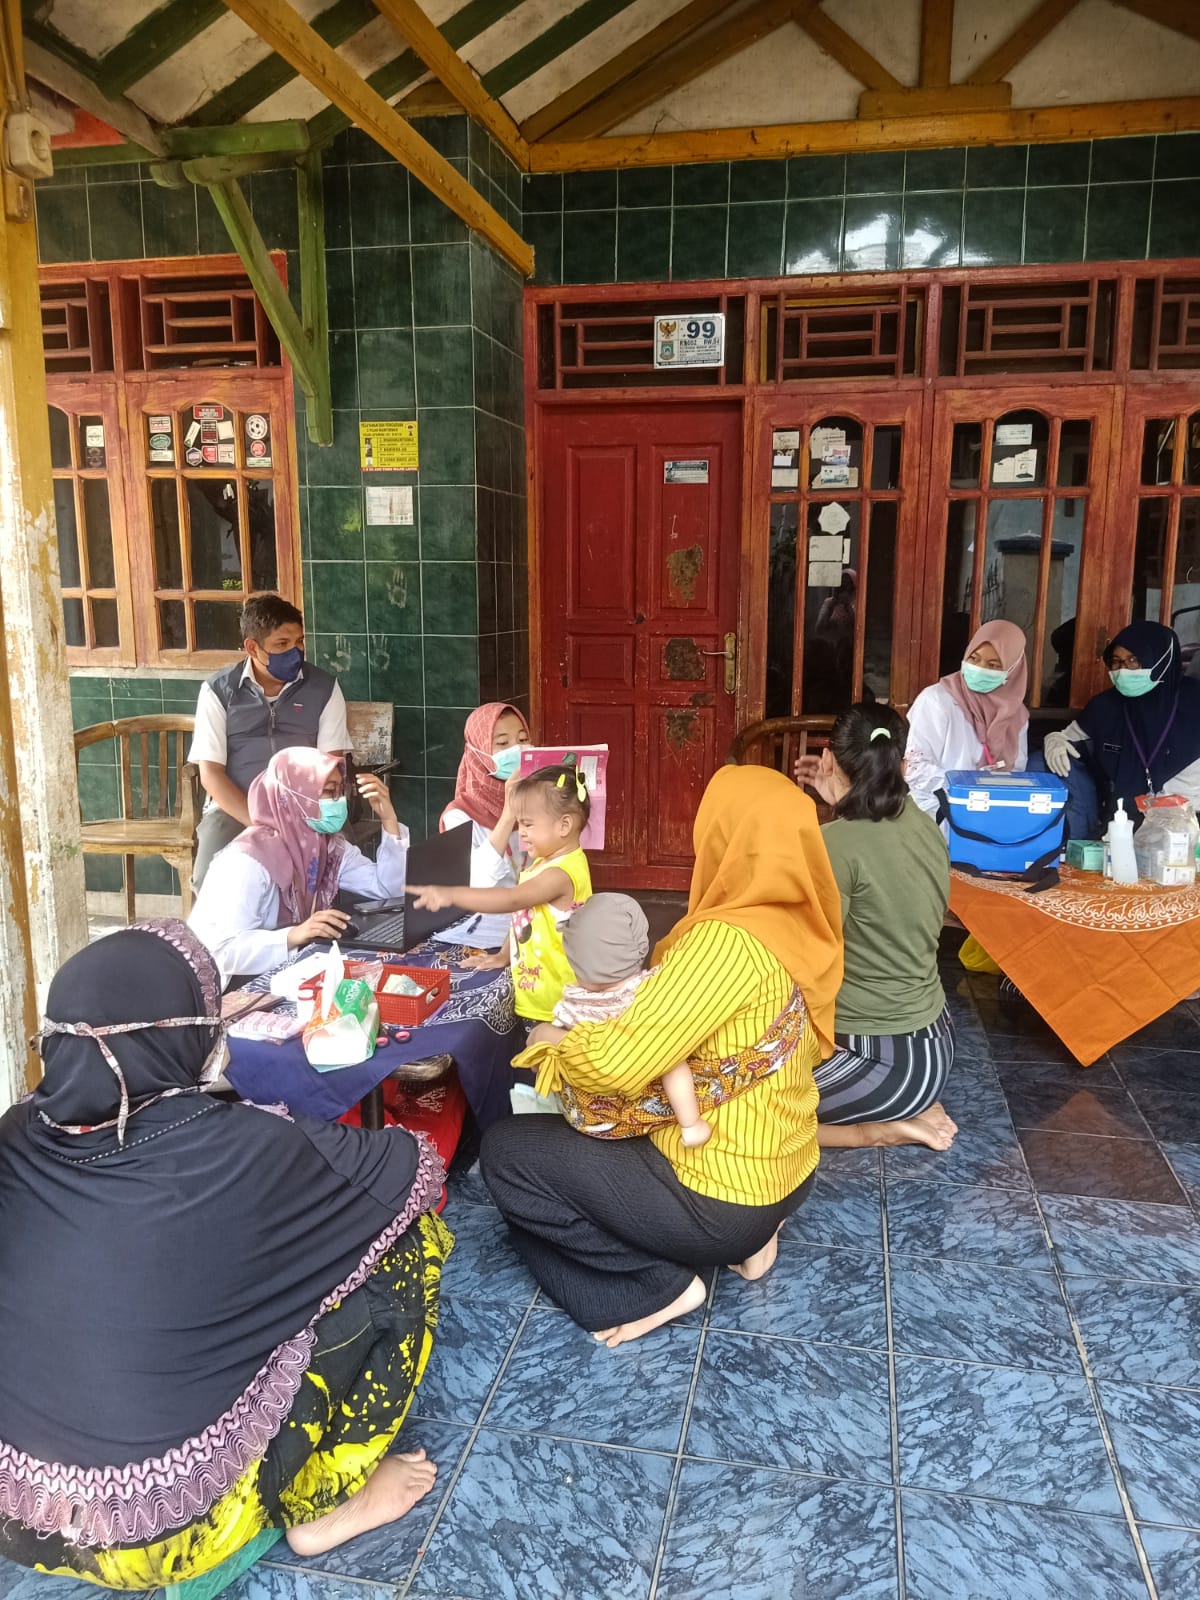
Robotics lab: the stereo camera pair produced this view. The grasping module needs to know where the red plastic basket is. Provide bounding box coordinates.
[374,964,450,1026]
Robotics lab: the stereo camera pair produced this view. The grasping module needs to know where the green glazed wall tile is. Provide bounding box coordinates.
[787,154,845,198]
[322,162,351,250]
[142,183,198,258]
[842,196,901,272]
[418,407,475,485]
[423,634,478,706]
[424,706,474,777]
[357,329,416,409]
[249,169,300,251]
[85,857,124,893]
[730,160,787,204]
[1150,180,1200,258]
[904,147,965,192]
[422,486,477,560]
[1155,134,1200,181]
[366,560,421,635]
[422,561,478,635]
[309,633,371,701]
[426,777,457,828]
[390,702,429,775]
[89,182,145,260]
[963,189,1024,266]
[617,207,671,282]
[329,329,359,409]
[525,211,563,286]
[351,163,410,247]
[523,173,564,213]
[726,202,785,279]
[387,773,428,840]
[845,152,905,195]
[1027,142,1091,187]
[416,326,474,408]
[419,114,468,160]
[1092,137,1156,184]
[308,487,364,557]
[562,209,616,284]
[784,199,843,274]
[370,635,424,705]
[674,163,729,206]
[365,524,420,561]
[326,249,356,329]
[903,192,963,268]
[410,179,470,245]
[1086,182,1151,261]
[308,411,368,486]
[966,145,1027,188]
[309,561,367,635]
[1024,186,1087,263]
[618,166,673,208]
[353,246,413,329]
[412,243,472,324]
[671,205,727,280]
[564,169,617,209]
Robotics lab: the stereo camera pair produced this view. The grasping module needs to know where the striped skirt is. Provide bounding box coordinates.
[814,1008,955,1124]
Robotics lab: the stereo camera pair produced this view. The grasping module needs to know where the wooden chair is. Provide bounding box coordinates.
[728,715,837,776]
[73,716,202,921]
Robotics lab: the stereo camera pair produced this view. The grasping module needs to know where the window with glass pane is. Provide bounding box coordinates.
[48,403,123,656]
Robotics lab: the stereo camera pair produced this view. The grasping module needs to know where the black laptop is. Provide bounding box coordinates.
[336,821,472,952]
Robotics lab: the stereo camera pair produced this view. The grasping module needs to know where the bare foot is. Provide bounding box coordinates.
[592,1276,706,1349]
[872,1103,959,1150]
[286,1451,438,1557]
[728,1224,783,1282]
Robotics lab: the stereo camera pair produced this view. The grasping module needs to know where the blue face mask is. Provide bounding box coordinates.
[1110,668,1158,698]
[961,661,1009,694]
[491,745,523,781]
[306,796,347,835]
[265,647,304,683]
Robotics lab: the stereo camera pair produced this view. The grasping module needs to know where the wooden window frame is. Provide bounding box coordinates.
[40,255,302,672]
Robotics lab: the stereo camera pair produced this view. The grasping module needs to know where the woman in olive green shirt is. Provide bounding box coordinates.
[796,703,958,1151]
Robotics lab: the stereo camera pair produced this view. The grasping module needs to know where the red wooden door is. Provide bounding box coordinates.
[540,402,743,889]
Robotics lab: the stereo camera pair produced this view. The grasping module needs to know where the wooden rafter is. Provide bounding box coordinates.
[966,0,1080,86]
[520,0,734,144]
[919,0,953,87]
[481,0,638,100]
[546,0,800,143]
[370,0,527,165]
[22,35,166,155]
[217,0,532,273]
[797,6,903,93]
[1112,0,1200,47]
[530,94,1200,170]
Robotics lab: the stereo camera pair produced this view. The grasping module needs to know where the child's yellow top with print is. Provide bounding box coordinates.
[510,847,592,1021]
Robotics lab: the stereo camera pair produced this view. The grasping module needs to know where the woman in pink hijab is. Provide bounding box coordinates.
[189,748,408,984]
[905,620,1030,816]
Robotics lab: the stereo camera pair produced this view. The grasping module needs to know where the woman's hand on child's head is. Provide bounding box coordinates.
[410,884,455,911]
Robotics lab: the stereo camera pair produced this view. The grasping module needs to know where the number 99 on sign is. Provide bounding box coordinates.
[654,310,725,369]
[686,318,717,339]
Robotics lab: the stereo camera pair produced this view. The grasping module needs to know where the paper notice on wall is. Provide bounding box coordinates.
[996,422,1033,446]
[772,467,799,488]
[664,459,709,484]
[817,501,851,534]
[808,534,843,561]
[810,426,847,459]
[809,559,844,587]
[366,486,414,526]
[360,420,418,472]
[817,462,851,487]
[773,429,800,451]
[993,448,1038,483]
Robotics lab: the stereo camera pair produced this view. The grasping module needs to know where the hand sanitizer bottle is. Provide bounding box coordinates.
[1108,799,1138,886]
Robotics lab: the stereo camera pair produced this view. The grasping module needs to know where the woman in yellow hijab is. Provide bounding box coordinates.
[480,766,843,1348]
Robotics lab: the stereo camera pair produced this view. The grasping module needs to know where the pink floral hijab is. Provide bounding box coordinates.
[226,748,346,923]
[941,619,1029,771]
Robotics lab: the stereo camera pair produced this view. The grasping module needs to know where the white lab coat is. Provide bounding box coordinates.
[441,806,520,889]
[189,828,408,985]
[905,682,1029,816]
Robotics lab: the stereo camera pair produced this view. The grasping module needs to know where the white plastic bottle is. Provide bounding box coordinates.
[1108,799,1138,885]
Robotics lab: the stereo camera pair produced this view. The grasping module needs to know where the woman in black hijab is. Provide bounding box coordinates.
[0,920,452,1588]
[1045,621,1200,836]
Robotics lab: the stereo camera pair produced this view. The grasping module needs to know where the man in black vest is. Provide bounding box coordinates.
[187,593,349,889]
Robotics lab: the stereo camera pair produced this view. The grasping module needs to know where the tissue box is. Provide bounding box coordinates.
[943,770,1067,873]
[1066,838,1105,872]
[375,964,450,1027]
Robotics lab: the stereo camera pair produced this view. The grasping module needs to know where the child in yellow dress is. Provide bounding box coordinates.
[409,763,592,1025]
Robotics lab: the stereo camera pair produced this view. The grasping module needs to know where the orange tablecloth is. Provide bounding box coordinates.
[949,866,1200,1065]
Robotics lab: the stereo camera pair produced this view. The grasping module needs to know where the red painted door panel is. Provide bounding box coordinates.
[542,403,742,889]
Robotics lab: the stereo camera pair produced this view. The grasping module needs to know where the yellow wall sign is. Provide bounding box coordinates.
[359,421,418,472]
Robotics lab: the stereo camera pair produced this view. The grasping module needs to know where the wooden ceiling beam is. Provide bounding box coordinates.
[22,34,166,155]
[547,0,800,143]
[966,0,1080,86]
[1112,0,1200,46]
[370,0,527,165]
[520,0,734,145]
[529,94,1200,170]
[217,0,532,274]
[919,0,954,87]
[797,6,903,93]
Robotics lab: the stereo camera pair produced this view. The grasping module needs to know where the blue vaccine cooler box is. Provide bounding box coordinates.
[943,770,1068,874]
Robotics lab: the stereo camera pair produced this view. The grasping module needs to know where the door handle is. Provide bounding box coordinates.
[700,632,738,695]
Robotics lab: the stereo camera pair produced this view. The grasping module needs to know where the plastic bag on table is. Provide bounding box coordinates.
[1134,793,1198,887]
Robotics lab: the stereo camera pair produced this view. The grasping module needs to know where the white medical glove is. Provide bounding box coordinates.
[1044,728,1081,779]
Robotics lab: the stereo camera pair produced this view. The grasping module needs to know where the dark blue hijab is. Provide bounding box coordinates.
[1078,621,1200,818]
